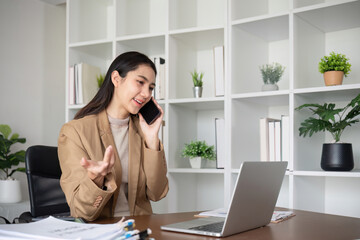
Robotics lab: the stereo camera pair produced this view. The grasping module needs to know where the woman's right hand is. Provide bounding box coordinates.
[80,145,115,189]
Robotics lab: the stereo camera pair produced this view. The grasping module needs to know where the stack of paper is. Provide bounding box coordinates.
[196,209,295,223]
[0,216,150,240]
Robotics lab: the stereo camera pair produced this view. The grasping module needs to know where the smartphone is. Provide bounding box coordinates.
[139,98,161,125]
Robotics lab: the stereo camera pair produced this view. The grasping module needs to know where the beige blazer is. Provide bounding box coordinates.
[58,110,169,221]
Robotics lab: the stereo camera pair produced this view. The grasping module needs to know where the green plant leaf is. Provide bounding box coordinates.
[0,124,11,139]
[295,93,360,142]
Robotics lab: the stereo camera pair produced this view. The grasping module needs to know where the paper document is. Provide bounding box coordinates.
[197,209,294,223]
[0,216,125,240]
[271,211,295,223]
[197,208,227,218]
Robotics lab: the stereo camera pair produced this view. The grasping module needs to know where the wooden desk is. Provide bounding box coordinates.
[94,209,360,240]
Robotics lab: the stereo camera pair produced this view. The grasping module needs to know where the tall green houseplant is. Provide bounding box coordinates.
[0,124,26,180]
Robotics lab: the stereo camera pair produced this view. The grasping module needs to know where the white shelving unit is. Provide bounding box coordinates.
[65,0,360,218]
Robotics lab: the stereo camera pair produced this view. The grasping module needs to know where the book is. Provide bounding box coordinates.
[274,121,281,162]
[268,121,275,161]
[78,63,101,105]
[259,118,280,161]
[215,118,225,169]
[68,66,75,105]
[213,46,224,96]
[281,115,290,162]
[154,57,165,100]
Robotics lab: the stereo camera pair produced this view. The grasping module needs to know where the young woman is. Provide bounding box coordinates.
[58,51,169,221]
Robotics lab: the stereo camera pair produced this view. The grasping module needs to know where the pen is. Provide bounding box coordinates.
[123,229,152,240]
[117,230,140,240]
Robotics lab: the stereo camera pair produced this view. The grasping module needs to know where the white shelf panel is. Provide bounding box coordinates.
[116,32,166,42]
[67,104,85,110]
[169,25,224,36]
[232,90,289,100]
[293,0,355,9]
[169,27,224,50]
[232,14,289,42]
[168,168,225,174]
[294,86,360,103]
[294,170,360,178]
[294,0,360,33]
[168,97,224,110]
[294,84,360,95]
[68,39,113,48]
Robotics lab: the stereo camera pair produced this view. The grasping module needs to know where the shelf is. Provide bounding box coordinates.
[168,98,224,110]
[232,91,289,102]
[169,28,225,99]
[68,42,112,72]
[66,0,360,217]
[231,15,289,94]
[231,95,289,169]
[67,104,85,110]
[68,39,113,48]
[293,0,356,9]
[294,170,360,178]
[68,0,114,43]
[293,0,360,89]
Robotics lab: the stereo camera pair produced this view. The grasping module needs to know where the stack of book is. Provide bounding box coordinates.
[259,115,289,162]
[69,63,100,105]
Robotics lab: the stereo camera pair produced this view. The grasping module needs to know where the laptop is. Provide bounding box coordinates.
[161,161,287,237]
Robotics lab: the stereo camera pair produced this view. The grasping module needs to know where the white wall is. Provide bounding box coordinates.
[0,0,66,199]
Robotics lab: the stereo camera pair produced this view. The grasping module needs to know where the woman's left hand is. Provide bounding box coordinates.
[139,97,164,151]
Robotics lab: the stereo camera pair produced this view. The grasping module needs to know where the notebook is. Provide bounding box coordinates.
[161,161,287,237]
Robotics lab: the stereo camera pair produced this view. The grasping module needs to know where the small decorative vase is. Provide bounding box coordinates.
[323,71,344,86]
[0,179,22,203]
[321,143,354,171]
[193,86,203,98]
[189,157,206,168]
[261,83,279,91]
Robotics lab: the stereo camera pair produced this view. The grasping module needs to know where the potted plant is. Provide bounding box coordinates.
[0,124,26,203]
[191,70,204,98]
[295,93,360,171]
[259,62,285,91]
[182,140,216,168]
[319,51,351,86]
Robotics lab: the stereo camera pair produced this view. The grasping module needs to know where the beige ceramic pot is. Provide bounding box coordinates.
[324,71,344,86]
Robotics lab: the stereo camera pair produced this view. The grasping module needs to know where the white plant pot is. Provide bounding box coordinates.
[261,83,279,91]
[0,179,22,203]
[189,157,206,168]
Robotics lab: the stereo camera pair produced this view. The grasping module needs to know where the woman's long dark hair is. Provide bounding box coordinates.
[74,51,157,119]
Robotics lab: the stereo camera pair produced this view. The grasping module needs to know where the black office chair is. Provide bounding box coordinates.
[19,145,70,222]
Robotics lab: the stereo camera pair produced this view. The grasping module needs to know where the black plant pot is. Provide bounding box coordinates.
[321,143,354,171]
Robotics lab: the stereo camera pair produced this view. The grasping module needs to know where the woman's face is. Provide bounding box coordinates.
[111,64,156,117]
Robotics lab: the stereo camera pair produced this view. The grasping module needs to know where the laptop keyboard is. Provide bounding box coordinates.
[190,221,224,233]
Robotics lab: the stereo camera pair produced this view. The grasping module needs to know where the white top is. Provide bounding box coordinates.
[108,115,130,217]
